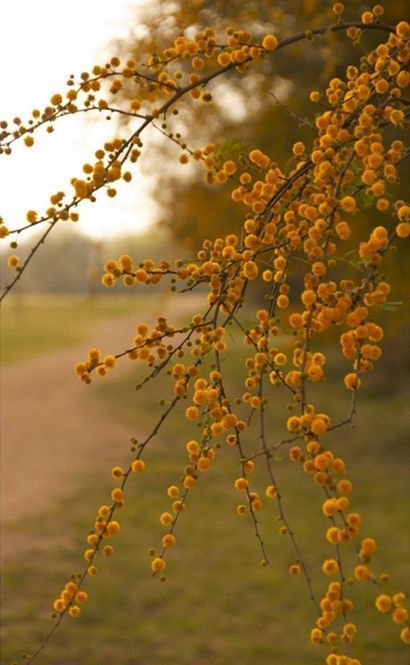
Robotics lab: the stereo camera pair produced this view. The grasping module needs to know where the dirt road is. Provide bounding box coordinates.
[1,294,201,531]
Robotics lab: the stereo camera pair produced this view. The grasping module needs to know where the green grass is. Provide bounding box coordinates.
[0,293,151,363]
[2,323,410,664]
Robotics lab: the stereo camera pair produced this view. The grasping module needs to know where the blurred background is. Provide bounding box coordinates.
[1,1,409,664]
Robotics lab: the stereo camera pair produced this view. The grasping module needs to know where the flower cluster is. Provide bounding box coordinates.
[1,5,409,665]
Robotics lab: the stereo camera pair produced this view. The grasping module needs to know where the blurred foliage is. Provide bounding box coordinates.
[0,227,179,294]
[111,0,408,247]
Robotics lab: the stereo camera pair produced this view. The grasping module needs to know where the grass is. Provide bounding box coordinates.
[0,293,151,364]
[2,311,410,664]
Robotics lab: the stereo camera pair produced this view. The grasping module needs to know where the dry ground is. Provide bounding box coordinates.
[1,295,199,556]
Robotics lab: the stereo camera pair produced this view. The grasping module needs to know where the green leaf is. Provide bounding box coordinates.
[214,138,246,166]
[378,301,404,312]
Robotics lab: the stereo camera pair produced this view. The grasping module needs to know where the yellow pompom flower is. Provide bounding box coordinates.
[7,255,19,269]
[322,498,339,517]
[243,261,259,280]
[400,626,410,644]
[103,355,116,369]
[160,512,173,526]
[75,591,88,605]
[131,459,145,473]
[217,52,231,67]
[262,34,278,51]
[106,520,120,536]
[185,406,199,420]
[162,534,176,548]
[50,93,63,106]
[392,607,408,624]
[222,160,237,175]
[322,559,339,576]
[53,598,65,612]
[344,373,361,390]
[340,196,356,213]
[332,3,344,15]
[375,594,392,613]
[265,484,277,498]
[111,488,124,502]
[396,222,409,238]
[151,557,166,573]
[234,477,248,491]
[167,485,179,499]
[292,141,305,156]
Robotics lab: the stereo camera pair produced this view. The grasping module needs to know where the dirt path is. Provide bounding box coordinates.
[0,294,201,534]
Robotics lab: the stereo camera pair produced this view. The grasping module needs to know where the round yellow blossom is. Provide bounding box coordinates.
[274,353,287,366]
[222,160,237,175]
[106,520,120,536]
[322,559,339,576]
[265,484,277,498]
[322,498,339,517]
[130,98,141,111]
[50,93,63,106]
[162,534,176,548]
[111,488,124,502]
[354,564,370,581]
[310,627,324,644]
[375,594,392,613]
[340,196,356,213]
[277,294,289,309]
[400,626,410,644]
[396,21,409,38]
[111,466,123,479]
[393,592,406,607]
[68,605,81,617]
[337,479,352,495]
[344,373,361,390]
[131,459,145,473]
[103,355,116,369]
[234,477,248,491]
[292,141,305,156]
[310,417,328,435]
[396,222,409,238]
[392,607,408,624]
[286,416,301,432]
[243,261,259,280]
[217,52,231,67]
[360,537,376,557]
[75,591,88,605]
[332,3,344,15]
[185,406,199,420]
[167,485,179,499]
[7,255,19,269]
[307,364,324,382]
[160,512,173,526]
[262,34,278,51]
[53,598,65,612]
[151,557,166,573]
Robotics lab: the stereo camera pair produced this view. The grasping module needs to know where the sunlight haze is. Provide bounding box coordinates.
[0,0,155,239]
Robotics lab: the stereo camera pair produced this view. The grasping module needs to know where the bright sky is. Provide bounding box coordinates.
[0,0,156,239]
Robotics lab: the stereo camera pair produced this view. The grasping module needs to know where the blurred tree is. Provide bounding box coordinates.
[112,0,408,250]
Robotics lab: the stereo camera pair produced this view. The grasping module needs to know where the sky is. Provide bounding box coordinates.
[0,0,156,239]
